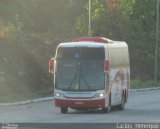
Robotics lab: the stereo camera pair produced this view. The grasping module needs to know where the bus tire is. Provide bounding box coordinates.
[118,93,125,110]
[102,95,111,113]
[61,107,68,113]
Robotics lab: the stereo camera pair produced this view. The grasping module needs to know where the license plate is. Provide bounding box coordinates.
[75,101,84,105]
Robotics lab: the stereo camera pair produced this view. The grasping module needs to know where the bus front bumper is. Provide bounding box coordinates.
[55,98,105,109]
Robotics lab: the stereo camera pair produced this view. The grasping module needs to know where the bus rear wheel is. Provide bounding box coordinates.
[61,107,68,113]
[118,93,125,110]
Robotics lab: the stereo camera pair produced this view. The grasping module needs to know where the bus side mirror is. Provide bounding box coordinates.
[104,60,110,72]
[48,58,55,74]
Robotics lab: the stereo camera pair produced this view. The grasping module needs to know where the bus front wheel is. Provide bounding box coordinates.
[61,107,68,113]
[102,96,111,113]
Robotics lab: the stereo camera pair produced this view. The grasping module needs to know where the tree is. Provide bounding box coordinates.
[75,0,159,81]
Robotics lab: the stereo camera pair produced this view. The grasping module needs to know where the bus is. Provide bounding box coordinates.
[49,37,130,113]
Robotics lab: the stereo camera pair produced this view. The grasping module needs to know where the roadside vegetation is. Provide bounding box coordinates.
[0,0,159,102]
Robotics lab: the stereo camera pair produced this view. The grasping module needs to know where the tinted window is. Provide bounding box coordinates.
[57,47,105,60]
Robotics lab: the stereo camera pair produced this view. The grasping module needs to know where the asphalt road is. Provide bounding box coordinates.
[0,90,160,128]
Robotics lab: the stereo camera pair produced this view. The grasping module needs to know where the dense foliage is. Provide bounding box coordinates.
[0,0,159,101]
[0,0,86,101]
[76,0,160,81]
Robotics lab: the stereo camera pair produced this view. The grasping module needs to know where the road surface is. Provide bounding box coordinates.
[0,90,160,124]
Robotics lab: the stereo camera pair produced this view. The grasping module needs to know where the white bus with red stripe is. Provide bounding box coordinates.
[49,37,130,113]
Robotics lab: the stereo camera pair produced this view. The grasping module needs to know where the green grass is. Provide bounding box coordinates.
[0,88,54,103]
[0,40,53,103]
[131,80,160,89]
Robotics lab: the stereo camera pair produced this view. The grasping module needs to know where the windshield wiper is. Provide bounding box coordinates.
[80,73,92,90]
[67,63,79,90]
[67,62,92,91]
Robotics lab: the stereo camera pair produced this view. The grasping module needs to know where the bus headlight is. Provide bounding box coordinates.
[55,93,64,98]
[95,93,105,98]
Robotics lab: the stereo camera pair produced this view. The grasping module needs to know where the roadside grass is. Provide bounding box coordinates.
[0,88,54,103]
[131,80,160,89]
[0,40,53,103]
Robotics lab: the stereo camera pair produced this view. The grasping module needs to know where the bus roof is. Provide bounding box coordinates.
[58,37,127,48]
[58,42,106,48]
[72,37,113,43]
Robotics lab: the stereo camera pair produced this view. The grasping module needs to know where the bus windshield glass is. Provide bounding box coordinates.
[55,47,105,91]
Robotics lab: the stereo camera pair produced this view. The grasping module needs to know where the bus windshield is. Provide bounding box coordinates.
[55,47,105,91]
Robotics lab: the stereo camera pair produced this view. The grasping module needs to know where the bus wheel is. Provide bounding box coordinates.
[61,107,68,113]
[118,94,125,110]
[102,97,111,113]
